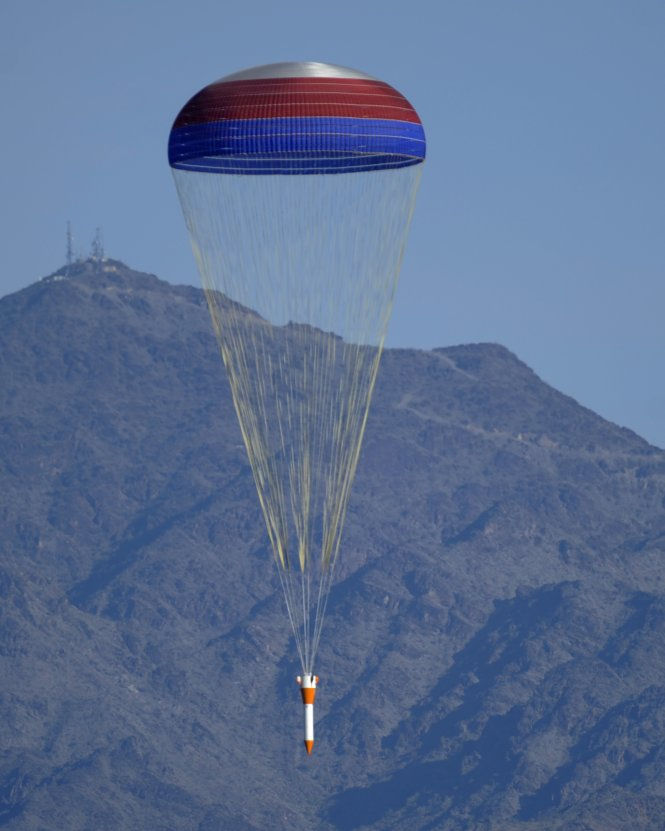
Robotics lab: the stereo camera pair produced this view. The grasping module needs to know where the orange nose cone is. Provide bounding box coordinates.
[304,739,314,755]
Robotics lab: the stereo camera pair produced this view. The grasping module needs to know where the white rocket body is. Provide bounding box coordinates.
[297,674,319,754]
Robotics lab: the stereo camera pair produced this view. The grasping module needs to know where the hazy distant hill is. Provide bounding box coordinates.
[1,259,665,830]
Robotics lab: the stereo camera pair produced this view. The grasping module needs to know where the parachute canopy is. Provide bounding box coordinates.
[168,61,425,175]
[169,62,424,674]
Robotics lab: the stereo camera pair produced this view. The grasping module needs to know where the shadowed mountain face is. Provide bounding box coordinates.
[1,259,665,830]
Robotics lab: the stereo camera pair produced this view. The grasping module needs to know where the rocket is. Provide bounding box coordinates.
[297,674,319,754]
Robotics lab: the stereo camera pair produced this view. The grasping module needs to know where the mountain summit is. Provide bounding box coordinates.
[1,261,664,830]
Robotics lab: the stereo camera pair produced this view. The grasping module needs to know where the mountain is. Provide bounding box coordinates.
[1,259,665,830]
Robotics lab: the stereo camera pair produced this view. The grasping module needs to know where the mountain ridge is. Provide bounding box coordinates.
[1,259,665,830]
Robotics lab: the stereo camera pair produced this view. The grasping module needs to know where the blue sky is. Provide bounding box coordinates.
[2,0,664,446]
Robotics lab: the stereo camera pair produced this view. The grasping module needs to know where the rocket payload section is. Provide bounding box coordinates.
[297,674,318,754]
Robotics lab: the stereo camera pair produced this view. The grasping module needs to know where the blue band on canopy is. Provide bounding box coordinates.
[169,117,426,175]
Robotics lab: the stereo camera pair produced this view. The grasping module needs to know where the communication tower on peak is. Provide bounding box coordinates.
[66,222,74,265]
[91,227,105,264]
[65,221,74,274]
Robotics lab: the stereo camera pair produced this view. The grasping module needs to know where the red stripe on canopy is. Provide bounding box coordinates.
[173,77,421,127]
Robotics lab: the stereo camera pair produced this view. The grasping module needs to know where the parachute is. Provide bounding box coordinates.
[169,62,425,676]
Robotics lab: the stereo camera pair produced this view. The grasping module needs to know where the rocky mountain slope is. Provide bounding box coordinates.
[1,259,665,830]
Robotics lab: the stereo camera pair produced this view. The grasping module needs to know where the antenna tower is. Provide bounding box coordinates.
[66,221,74,273]
[91,227,105,265]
